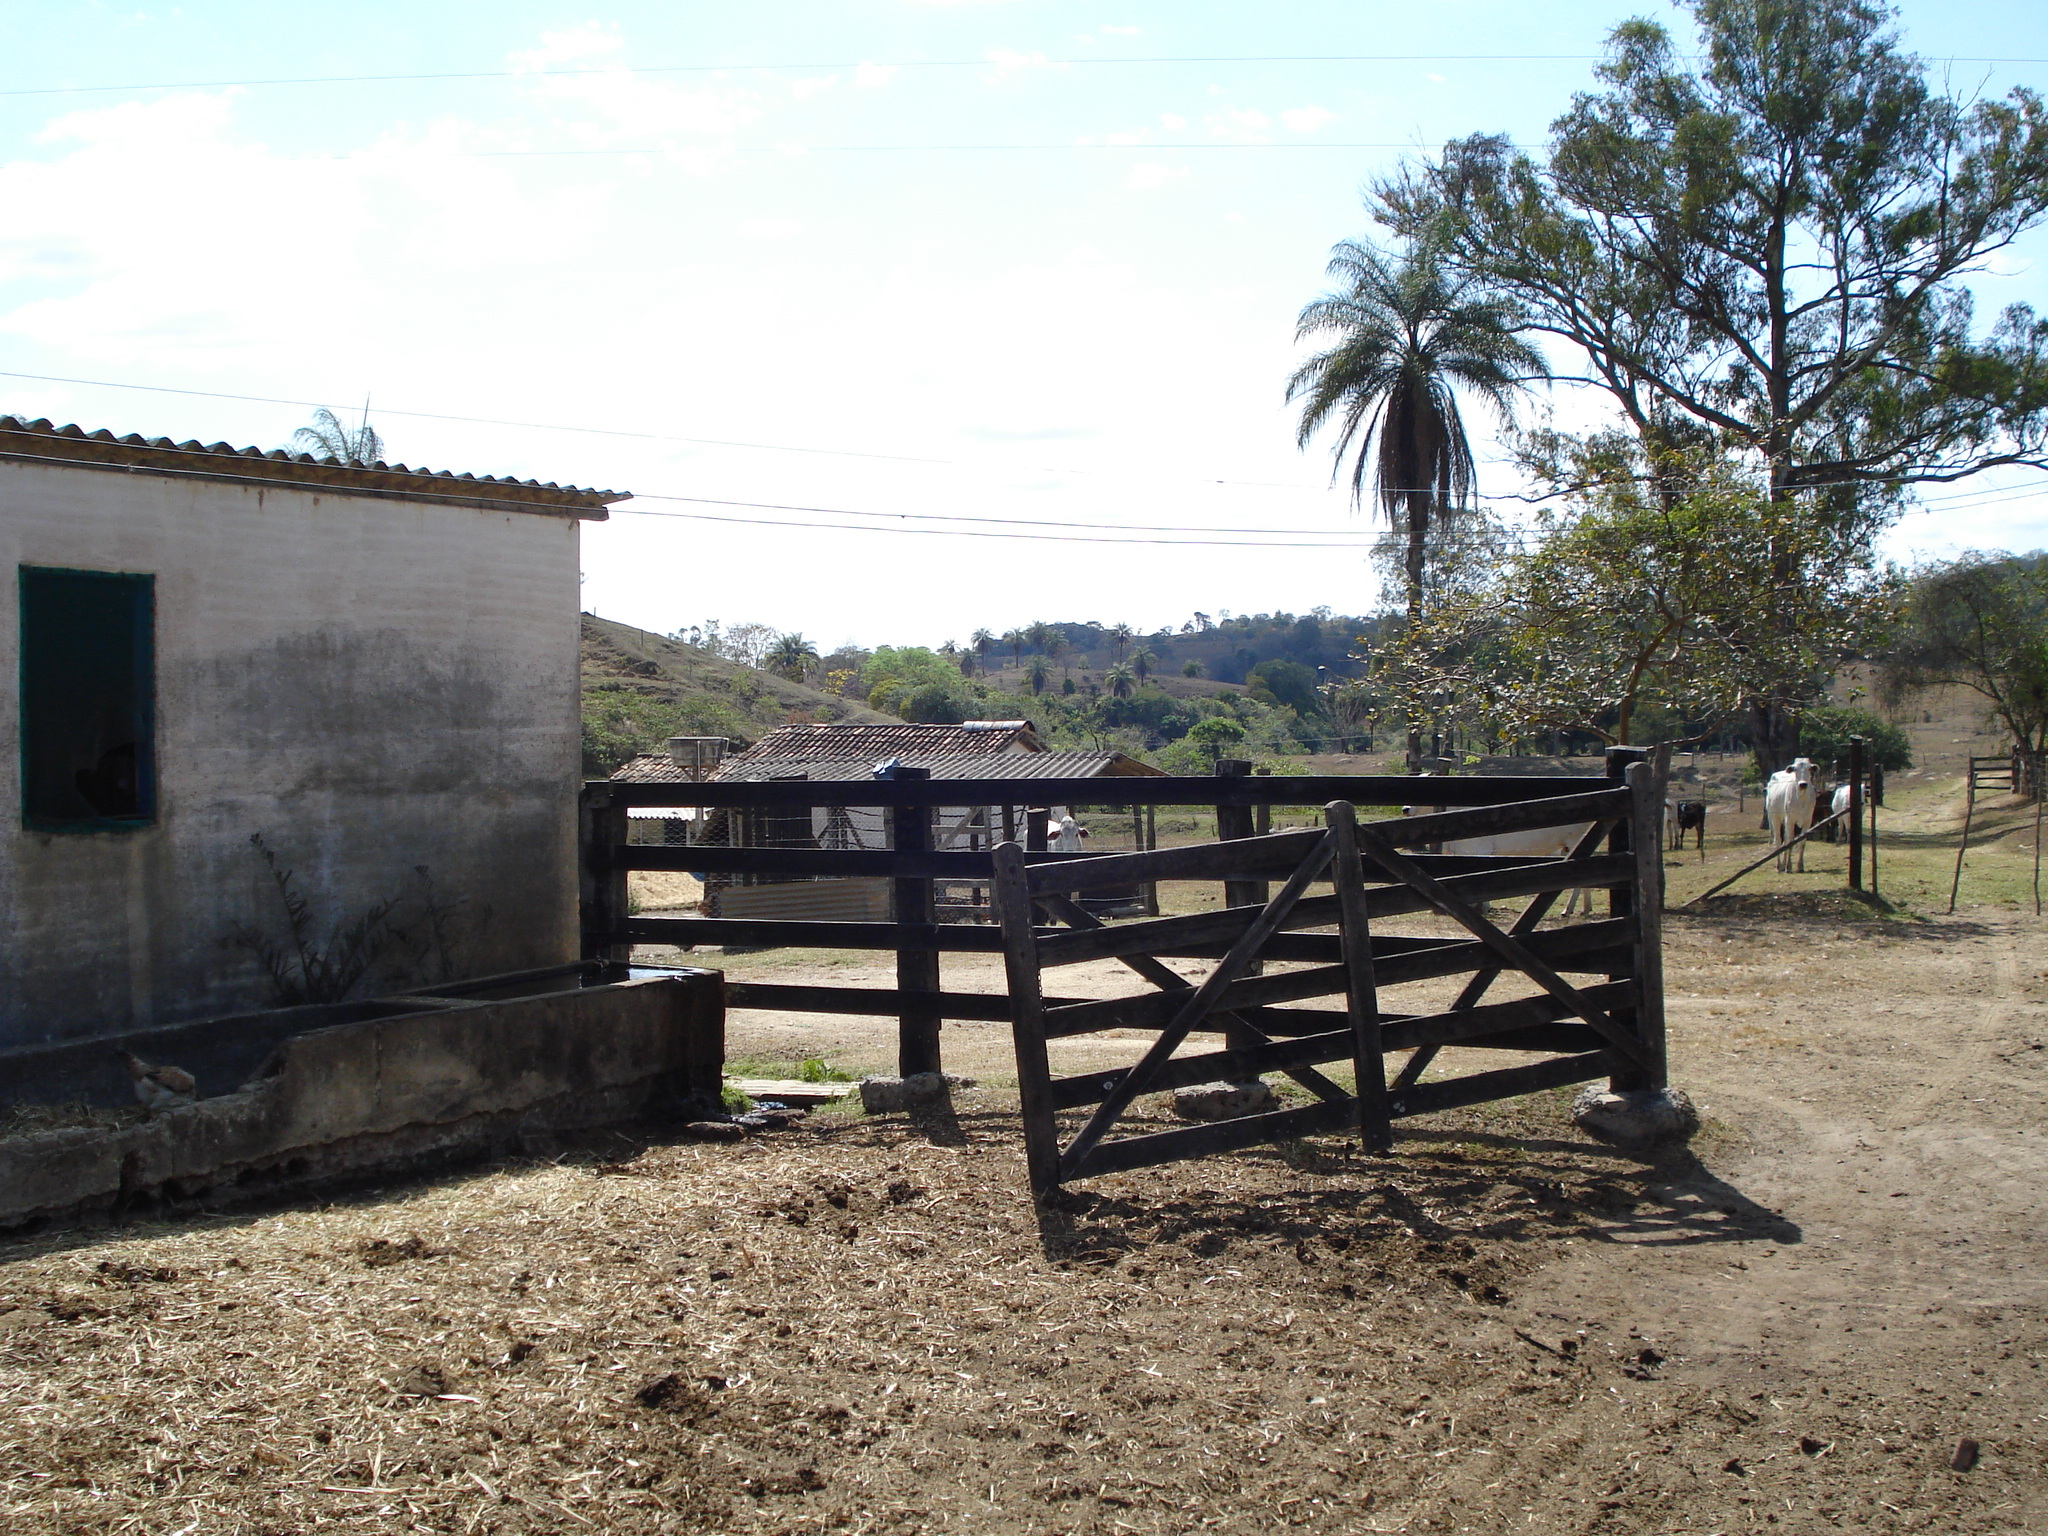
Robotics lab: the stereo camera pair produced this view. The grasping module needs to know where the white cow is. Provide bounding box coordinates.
[1764,757,1819,872]
[1438,822,1600,919]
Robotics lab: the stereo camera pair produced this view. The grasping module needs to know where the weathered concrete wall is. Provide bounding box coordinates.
[0,970,724,1229]
[0,459,586,1047]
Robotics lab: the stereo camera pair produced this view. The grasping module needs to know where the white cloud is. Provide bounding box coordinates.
[984,49,1052,72]
[1159,112,1187,131]
[854,62,899,91]
[509,23,624,73]
[1281,106,1338,135]
[1127,162,1188,191]
[739,218,807,241]
[1206,107,1273,142]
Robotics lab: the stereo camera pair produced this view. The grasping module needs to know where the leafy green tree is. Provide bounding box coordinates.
[291,405,385,467]
[1884,552,2048,793]
[1385,454,1896,748]
[1249,659,1324,719]
[765,632,820,681]
[1377,0,2048,764]
[862,646,964,712]
[1186,716,1249,765]
[1288,242,1541,766]
[1320,678,1379,752]
[1797,706,1913,776]
[1182,659,1204,678]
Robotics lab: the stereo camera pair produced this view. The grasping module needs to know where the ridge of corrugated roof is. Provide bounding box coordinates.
[0,415,626,517]
[611,748,1163,783]
[723,722,1045,768]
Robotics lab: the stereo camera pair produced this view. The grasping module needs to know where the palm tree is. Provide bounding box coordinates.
[292,404,386,467]
[1287,240,1541,767]
[1024,656,1051,695]
[1105,662,1137,699]
[1109,622,1133,662]
[1046,631,1071,681]
[1005,629,1027,669]
[971,628,997,669]
[1129,647,1158,684]
[765,632,820,681]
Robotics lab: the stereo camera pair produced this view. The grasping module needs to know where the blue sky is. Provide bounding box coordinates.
[4,1,2045,650]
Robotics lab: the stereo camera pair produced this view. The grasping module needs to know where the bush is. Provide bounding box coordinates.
[1799,706,1913,773]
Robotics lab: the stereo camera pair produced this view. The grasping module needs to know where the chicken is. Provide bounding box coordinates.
[114,1050,197,1111]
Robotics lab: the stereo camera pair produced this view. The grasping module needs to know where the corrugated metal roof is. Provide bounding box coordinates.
[0,415,624,517]
[611,756,713,784]
[713,750,1163,781]
[721,721,1042,769]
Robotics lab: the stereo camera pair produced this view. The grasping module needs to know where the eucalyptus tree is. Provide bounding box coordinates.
[1885,552,2048,795]
[1376,0,2048,764]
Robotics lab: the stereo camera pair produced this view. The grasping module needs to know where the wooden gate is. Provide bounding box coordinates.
[989,765,1665,1196]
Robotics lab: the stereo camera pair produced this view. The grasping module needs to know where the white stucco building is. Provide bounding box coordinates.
[0,415,625,1049]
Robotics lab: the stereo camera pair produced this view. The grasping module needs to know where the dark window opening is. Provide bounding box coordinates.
[20,566,156,829]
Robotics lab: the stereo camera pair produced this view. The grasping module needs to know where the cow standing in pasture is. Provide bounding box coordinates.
[1829,782,1853,840]
[1764,757,1819,872]
[1436,822,1600,918]
[1668,800,1707,857]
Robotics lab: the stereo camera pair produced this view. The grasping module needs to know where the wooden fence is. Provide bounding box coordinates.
[580,751,1668,1191]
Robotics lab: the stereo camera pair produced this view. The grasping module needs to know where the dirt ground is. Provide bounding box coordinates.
[6,693,2045,1534]
[5,894,2045,1534]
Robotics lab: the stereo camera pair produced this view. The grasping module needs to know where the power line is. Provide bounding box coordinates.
[4,369,2040,531]
[4,52,2040,99]
[629,490,1383,537]
[609,502,1385,548]
[0,368,1331,491]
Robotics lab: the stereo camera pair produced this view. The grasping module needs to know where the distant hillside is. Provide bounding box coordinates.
[966,611,1388,688]
[581,615,897,776]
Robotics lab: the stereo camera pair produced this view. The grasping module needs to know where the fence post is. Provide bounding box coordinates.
[579,783,631,965]
[1215,760,1264,1050]
[883,764,942,1077]
[1847,736,1865,892]
[1604,747,1650,1092]
[1625,760,1669,1089]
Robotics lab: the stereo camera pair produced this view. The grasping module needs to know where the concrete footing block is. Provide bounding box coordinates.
[858,1073,974,1114]
[1571,1085,1699,1146]
[1171,1080,1281,1122]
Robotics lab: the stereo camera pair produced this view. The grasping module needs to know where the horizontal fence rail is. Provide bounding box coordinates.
[588,773,1605,811]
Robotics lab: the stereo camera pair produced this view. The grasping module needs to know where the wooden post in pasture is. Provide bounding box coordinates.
[883,764,942,1077]
[578,785,631,965]
[1847,736,1865,893]
[1604,747,1651,1093]
[1603,747,1648,920]
[1626,760,1670,1088]
[1215,759,1264,1050]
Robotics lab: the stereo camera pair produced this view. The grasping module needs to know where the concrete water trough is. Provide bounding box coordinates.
[0,962,724,1230]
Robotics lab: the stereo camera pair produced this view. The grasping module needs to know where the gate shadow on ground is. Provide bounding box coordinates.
[1029,1119,1801,1265]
